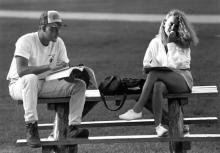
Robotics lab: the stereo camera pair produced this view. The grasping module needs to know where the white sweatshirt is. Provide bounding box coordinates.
[143,37,191,69]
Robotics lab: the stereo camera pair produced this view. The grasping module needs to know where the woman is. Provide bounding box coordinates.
[119,9,199,137]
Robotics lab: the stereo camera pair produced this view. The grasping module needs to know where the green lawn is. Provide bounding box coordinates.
[0,0,220,152]
[0,0,220,14]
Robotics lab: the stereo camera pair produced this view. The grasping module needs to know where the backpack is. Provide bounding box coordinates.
[99,75,145,111]
[99,75,126,95]
[122,78,145,94]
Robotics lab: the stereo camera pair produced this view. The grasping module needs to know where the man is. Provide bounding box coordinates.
[7,10,89,148]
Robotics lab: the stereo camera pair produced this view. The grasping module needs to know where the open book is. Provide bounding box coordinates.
[38,66,98,89]
[45,66,84,81]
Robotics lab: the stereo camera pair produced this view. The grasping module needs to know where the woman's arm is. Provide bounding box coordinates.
[166,44,191,69]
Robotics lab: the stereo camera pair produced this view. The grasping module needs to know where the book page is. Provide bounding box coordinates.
[42,66,98,90]
[38,66,70,80]
[45,66,83,81]
[49,66,70,75]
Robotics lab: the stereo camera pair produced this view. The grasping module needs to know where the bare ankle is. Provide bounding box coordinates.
[133,108,142,113]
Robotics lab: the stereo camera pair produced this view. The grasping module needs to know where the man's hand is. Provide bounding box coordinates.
[49,61,68,71]
[168,31,177,43]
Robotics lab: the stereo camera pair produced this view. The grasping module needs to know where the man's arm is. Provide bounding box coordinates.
[16,56,50,77]
[16,56,68,77]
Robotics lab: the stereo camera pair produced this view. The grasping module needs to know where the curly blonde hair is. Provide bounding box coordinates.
[158,9,199,48]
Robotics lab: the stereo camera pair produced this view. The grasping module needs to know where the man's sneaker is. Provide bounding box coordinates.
[155,124,168,137]
[119,109,142,120]
[25,121,41,148]
[68,125,89,138]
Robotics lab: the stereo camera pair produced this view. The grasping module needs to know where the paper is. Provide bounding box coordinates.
[42,66,98,89]
[45,66,84,81]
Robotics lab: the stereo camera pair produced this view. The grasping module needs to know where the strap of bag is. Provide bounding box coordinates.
[105,76,116,88]
[99,91,127,111]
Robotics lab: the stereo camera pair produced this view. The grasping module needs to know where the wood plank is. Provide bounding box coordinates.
[166,85,218,98]
[16,134,220,146]
[17,86,218,104]
[166,92,218,99]
[168,99,185,152]
[17,93,140,104]
[52,103,77,153]
[38,117,218,130]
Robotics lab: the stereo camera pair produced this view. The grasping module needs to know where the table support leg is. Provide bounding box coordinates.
[168,99,186,153]
[51,103,78,153]
[42,146,54,153]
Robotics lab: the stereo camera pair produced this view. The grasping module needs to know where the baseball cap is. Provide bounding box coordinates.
[39,10,66,27]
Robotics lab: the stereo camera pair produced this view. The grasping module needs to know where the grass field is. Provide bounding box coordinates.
[0,0,220,14]
[0,0,220,153]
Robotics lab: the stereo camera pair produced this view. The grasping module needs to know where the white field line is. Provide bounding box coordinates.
[0,10,220,24]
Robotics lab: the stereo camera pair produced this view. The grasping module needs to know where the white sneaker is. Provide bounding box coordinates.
[155,124,168,137]
[119,109,142,120]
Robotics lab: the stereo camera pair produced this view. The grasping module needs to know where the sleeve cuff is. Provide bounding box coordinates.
[14,53,29,59]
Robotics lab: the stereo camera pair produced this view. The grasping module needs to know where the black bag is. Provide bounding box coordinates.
[122,78,145,94]
[99,75,145,111]
[99,75,126,95]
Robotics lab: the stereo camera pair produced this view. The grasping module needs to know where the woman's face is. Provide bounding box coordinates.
[164,15,179,36]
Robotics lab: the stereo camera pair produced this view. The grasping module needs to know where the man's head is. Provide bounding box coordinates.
[39,10,66,43]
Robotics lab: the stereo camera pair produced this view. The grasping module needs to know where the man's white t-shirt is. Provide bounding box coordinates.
[7,32,69,82]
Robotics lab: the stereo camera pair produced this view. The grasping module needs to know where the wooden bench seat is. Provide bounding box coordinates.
[16,134,220,146]
[17,86,219,104]
[37,117,218,130]
[16,85,218,153]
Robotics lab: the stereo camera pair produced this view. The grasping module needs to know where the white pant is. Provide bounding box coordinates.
[9,74,86,125]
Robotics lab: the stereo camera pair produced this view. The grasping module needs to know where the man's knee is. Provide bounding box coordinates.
[71,79,86,94]
[22,74,38,87]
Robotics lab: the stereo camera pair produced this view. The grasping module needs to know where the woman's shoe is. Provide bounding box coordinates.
[155,124,168,137]
[119,109,142,120]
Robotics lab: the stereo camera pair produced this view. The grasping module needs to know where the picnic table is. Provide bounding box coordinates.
[16,86,219,153]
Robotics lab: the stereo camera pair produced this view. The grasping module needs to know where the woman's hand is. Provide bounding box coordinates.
[168,31,177,43]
